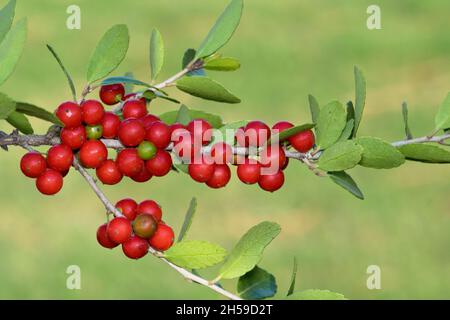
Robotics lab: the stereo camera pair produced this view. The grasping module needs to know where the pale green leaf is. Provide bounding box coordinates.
[15,102,61,125]
[150,28,164,80]
[353,66,366,137]
[308,94,320,124]
[101,76,151,87]
[356,137,405,169]
[218,221,281,280]
[318,140,363,172]
[164,240,227,269]
[87,24,129,83]
[195,0,243,59]
[0,18,27,86]
[337,119,354,142]
[204,57,240,71]
[176,76,240,104]
[178,197,197,242]
[397,143,450,164]
[0,0,16,43]
[0,92,16,119]
[287,289,346,300]
[434,92,450,131]
[287,257,298,296]
[316,100,347,149]
[328,171,364,200]
[237,266,277,300]
[6,111,33,134]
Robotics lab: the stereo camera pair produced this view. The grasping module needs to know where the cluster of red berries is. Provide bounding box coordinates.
[97,198,174,259]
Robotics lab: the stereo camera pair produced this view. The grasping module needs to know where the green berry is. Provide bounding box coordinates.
[86,125,103,140]
[137,141,157,160]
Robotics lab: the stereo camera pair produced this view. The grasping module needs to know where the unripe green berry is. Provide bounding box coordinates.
[133,213,157,239]
[137,141,157,160]
[86,125,103,140]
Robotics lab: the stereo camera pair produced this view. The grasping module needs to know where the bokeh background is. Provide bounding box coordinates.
[0,0,449,299]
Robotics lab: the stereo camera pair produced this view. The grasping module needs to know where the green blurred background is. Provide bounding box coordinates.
[0,0,449,299]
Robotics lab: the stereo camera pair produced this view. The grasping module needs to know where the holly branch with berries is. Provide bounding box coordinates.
[0,0,449,300]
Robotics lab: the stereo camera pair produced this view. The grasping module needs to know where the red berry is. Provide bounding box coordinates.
[169,123,186,137]
[116,148,144,177]
[36,169,63,195]
[137,200,162,222]
[258,170,285,192]
[238,121,271,147]
[132,214,157,238]
[289,129,315,153]
[149,223,174,251]
[60,126,86,150]
[141,114,161,129]
[237,159,261,184]
[187,119,212,145]
[145,149,173,177]
[55,101,82,128]
[20,152,46,178]
[118,119,145,147]
[100,84,125,105]
[96,159,123,185]
[122,99,148,119]
[259,146,286,170]
[172,130,198,162]
[130,165,153,183]
[122,235,149,259]
[188,158,215,183]
[272,121,294,135]
[145,121,171,149]
[122,93,146,103]
[210,142,233,164]
[101,112,121,138]
[47,144,73,172]
[107,217,132,244]
[115,198,138,221]
[79,140,108,168]
[96,223,118,249]
[281,157,289,170]
[206,164,231,189]
[81,100,105,125]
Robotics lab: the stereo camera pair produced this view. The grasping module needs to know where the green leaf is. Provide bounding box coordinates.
[0,18,27,86]
[176,76,240,104]
[328,171,364,200]
[195,0,243,59]
[267,123,315,145]
[164,240,227,269]
[308,94,320,124]
[0,0,16,43]
[204,57,240,71]
[0,92,16,119]
[154,92,180,104]
[402,102,413,139]
[101,76,151,87]
[15,102,61,125]
[356,137,405,169]
[218,221,281,280]
[46,45,77,101]
[159,108,224,128]
[337,119,354,142]
[175,104,191,126]
[182,48,196,69]
[352,66,366,137]
[317,140,363,172]
[123,72,134,94]
[6,111,33,134]
[316,100,347,149]
[211,120,248,144]
[287,289,346,300]
[178,197,197,242]
[346,101,355,121]
[86,24,129,83]
[237,266,277,300]
[397,144,450,163]
[150,28,164,80]
[287,257,298,296]
[434,92,450,131]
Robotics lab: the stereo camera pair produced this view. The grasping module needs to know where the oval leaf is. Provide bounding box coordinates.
[0,92,16,119]
[434,92,450,131]
[177,197,197,242]
[15,102,61,125]
[6,111,33,134]
[287,289,346,300]
[46,45,77,101]
[0,0,16,43]
[218,221,281,280]
[397,143,450,164]
[164,240,227,269]
[150,28,164,80]
[308,94,320,124]
[204,57,240,71]
[356,137,405,169]
[159,108,223,128]
[328,171,364,200]
[87,24,129,83]
[195,0,243,59]
[316,100,347,149]
[337,119,354,142]
[0,18,27,86]
[237,266,277,300]
[176,76,240,104]
[353,66,366,137]
[317,140,363,172]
